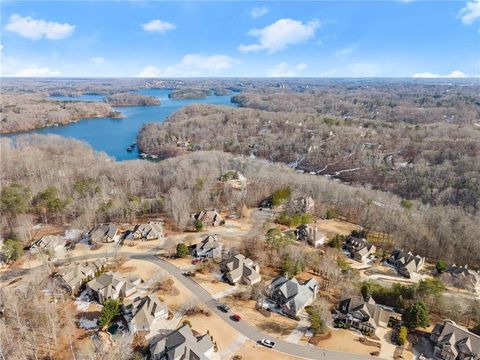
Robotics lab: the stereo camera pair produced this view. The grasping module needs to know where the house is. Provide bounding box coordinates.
[343,236,376,262]
[130,221,164,241]
[444,264,479,289]
[268,276,318,317]
[124,294,168,334]
[192,209,224,228]
[30,235,66,256]
[87,224,119,243]
[335,297,400,335]
[295,225,326,247]
[149,324,214,360]
[430,320,480,360]
[86,272,138,304]
[56,260,106,294]
[220,254,261,285]
[387,249,425,278]
[190,235,223,259]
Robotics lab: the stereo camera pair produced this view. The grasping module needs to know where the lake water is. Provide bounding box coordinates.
[19,89,235,161]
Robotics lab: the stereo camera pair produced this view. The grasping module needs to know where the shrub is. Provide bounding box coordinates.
[435,259,447,273]
[325,209,337,219]
[2,238,24,261]
[194,220,203,232]
[272,187,291,207]
[397,326,408,346]
[176,243,189,258]
[98,299,121,328]
[328,234,344,249]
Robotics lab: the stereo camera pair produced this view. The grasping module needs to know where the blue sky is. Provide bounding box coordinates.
[1,0,479,77]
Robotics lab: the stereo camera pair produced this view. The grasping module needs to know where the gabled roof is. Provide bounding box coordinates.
[195,235,220,252]
[150,324,213,360]
[339,297,398,329]
[270,276,318,314]
[222,254,260,283]
[434,320,480,358]
[129,294,167,332]
[133,222,163,237]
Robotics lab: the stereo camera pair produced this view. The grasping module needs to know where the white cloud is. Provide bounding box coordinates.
[239,19,320,54]
[4,14,75,40]
[335,43,359,57]
[267,62,308,77]
[90,57,105,64]
[142,19,176,33]
[138,54,237,77]
[413,70,468,78]
[459,0,480,25]
[251,6,269,18]
[15,67,62,77]
[138,65,161,77]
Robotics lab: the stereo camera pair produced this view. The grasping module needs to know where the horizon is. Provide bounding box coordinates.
[1,0,479,78]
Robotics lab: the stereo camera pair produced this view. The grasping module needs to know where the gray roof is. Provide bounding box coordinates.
[222,254,261,283]
[150,324,214,360]
[87,272,136,301]
[389,249,424,274]
[194,235,220,252]
[128,294,167,333]
[432,320,480,358]
[269,276,318,315]
[338,297,399,330]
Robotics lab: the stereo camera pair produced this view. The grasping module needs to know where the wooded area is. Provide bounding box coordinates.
[2,135,479,266]
[0,93,122,134]
[138,104,480,212]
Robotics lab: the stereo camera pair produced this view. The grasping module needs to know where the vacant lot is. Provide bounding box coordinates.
[222,298,298,339]
[317,329,380,356]
[315,219,360,239]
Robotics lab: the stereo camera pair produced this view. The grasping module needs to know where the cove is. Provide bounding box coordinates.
[14,89,235,161]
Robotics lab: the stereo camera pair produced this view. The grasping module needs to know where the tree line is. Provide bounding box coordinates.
[1,134,479,266]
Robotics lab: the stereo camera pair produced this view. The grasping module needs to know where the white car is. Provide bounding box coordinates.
[260,339,275,348]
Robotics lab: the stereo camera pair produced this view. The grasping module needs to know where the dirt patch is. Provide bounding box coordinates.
[309,331,332,345]
[316,219,359,239]
[118,259,159,280]
[222,298,298,339]
[194,272,232,295]
[317,329,381,356]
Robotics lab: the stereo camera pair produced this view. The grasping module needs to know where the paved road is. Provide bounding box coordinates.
[129,253,372,360]
[45,250,373,360]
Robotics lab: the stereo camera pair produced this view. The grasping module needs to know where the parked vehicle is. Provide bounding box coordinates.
[260,339,275,348]
[218,304,230,312]
[231,314,241,321]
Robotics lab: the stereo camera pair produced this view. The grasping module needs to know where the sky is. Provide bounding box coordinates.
[0,0,479,78]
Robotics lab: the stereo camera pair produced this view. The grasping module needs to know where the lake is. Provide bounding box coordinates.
[19,89,235,161]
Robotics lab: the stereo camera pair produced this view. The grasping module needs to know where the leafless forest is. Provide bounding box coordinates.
[1,135,479,266]
[103,92,160,106]
[138,104,480,212]
[232,83,480,124]
[0,93,121,134]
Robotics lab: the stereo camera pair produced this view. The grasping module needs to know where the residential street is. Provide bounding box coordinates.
[8,248,373,360]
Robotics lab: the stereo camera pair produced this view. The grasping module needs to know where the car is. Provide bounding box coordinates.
[260,339,275,348]
[231,314,241,321]
[218,304,230,312]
